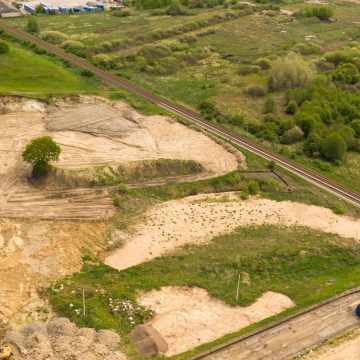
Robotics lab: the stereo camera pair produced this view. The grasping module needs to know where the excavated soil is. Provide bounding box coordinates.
[0,218,106,328]
[2,318,127,359]
[105,193,360,270]
[0,96,239,220]
[137,286,294,356]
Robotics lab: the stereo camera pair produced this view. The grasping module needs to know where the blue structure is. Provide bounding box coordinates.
[356,304,360,317]
[58,5,67,13]
[23,4,36,13]
[72,5,81,12]
[96,3,104,11]
[83,5,95,11]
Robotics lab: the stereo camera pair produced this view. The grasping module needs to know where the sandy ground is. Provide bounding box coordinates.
[302,329,360,360]
[137,286,294,356]
[0,218,107,329]
[0,96,239,220]
[105,193,360,270]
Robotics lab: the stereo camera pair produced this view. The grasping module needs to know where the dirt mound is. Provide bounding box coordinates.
[0,95,240,220]
[105,193,360,270]
[2,318,126,360]
[0,219,106,328]
[137,286,294,356]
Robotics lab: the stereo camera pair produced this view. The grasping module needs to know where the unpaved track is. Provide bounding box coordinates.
[195,290,360,360]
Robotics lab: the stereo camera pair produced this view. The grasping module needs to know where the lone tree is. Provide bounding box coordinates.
[22,136,61,176]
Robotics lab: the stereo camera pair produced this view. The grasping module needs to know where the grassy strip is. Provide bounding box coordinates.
[48,225,360,359]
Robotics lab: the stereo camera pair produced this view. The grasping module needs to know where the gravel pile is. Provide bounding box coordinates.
[2,318,126,360]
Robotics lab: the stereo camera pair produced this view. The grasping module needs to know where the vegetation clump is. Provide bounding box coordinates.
[22,136,61,176]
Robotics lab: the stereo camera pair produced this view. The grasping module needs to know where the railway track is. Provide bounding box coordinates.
[1,21,360,206]
[191,287,360,360]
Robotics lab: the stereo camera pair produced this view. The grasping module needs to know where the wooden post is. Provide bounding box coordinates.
[83,288,86,316]
[236,273,241,302]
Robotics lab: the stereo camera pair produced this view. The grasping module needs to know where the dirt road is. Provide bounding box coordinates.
[195,291,360,360]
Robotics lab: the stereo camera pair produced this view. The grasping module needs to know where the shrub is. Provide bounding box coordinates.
[22,136,61,176]
[27,17,39,34]
[269,53,315,91]
[350,119,360,138]
[0,41,9,54]
[321,133,347,162]
[61,40,85,56]
[300,5,334,20]
[244,84,267,97]
[303,132,323,156]
[263,97,276,114]
[280,126,304,144]
[253,57,271,70]
[238,64,260,75]
[166,0,188,15]
[113,9,132,16]
[81,69,94,77]
[285,100,297,115]
[40,31,68,45]
[248,180,260,195]
[332,63,360,85]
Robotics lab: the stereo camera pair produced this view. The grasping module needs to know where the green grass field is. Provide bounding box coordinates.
[0,39,101,97]
[48,224,360,359]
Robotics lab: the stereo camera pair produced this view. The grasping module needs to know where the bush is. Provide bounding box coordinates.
[332,63,360,85]
[113,9,132,16]
[244,84,267,97]
[350,119,360,138]
[22,136,61,176]
[40,31,68,45]
[321,133,347,162]
[27,17,39,34]
[253,57,271,70]
[269,53,315,91]
[303,132,323,156]
[285,100,297,115]
[81,69,94,77]
[248,180,260,195]
[61,40,85,57]
[238,64,260,75]
[280,126,304,144]
[0,41,9,54]
[263,97,275,114]
[166,0,188,15]
[300,5,334,20]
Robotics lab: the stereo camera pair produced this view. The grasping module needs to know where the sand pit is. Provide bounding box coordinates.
[137,286,295,356]
[0,218,106,328]
[105,193,360,270]
[0,96,239,220]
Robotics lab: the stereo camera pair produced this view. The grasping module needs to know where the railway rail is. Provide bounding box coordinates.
[1,21,360,206]
[192,286,360,359]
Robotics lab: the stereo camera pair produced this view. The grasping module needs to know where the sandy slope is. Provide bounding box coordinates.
[0,96,239,220]
[105,193,360,270]
[137,286,295,356]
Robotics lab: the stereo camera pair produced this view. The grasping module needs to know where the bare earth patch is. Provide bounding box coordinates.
[137,286,295,356]
[0,96,239,220]
[0,219,106,328]
[105,193,360,270]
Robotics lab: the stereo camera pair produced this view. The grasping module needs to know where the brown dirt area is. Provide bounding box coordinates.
[137,286,295,356]
[0,96,239,220]
[2,318,126,359]
[301,328,360,360]
[0,218,106,330]
[105,193,360,270]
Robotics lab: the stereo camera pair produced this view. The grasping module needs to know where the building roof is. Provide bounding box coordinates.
[0,0,19,15]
